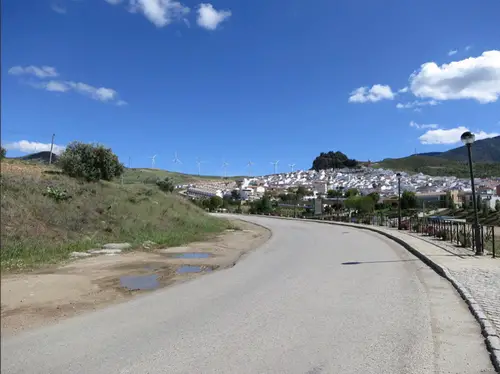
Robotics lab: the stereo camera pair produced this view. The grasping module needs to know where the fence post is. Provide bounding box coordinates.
[492,226,496,259]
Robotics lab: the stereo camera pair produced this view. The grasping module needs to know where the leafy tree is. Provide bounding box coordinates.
[401,191,417,210]
[296,186,308,199]
[327,189,343,198]
[367,192,380,203]
[495,200,500,212]
[249,195,273,214]
[0,146,6,159]
[344,188,360,198]
[156,177,175,193]
[58,142,124,182]
[345,196,375,214]
[208,196,223,211]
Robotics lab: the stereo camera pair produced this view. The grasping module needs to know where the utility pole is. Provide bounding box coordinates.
[128,156,131,168]
[49,134,55,165]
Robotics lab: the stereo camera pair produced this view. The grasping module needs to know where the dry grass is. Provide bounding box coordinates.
[0,161,231,272]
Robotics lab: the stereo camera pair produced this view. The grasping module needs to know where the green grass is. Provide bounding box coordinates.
[120,168,246,186]
[374,155,500,178]
[0,161,232,272]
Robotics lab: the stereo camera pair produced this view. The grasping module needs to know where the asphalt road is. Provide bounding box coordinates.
[1,216,496,374]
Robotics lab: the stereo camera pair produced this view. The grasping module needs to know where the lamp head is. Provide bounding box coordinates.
[461,131,475,145]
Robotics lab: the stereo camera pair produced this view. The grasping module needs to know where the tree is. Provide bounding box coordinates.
[327,189,343,198]
[249,195,273,214]
[345,196,375,214]
[344,188,360,198]
[401,191,417,210]
[367,192,380,203]
[296,186,307,199]
[58,142,124,182]
[0,146,6,159]
[208,196,223,211]
[495,200,500,212]
[156,177,175,193]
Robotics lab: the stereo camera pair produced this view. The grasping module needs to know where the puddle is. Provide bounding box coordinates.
[120,274,160,290]
[173,252,211,259]
[177,265,212,274]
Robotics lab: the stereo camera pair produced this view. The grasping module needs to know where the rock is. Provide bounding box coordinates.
[88,249,122,255]
[70,252,92,258]
[102,243,132,250]
[142,241,156,249]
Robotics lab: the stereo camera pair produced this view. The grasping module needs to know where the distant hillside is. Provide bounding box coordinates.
[376,155,500,178]
[15,151,59,164]
[121,168,245,186]
[416,136,500,163]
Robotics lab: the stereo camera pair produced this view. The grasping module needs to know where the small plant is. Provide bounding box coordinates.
[0,146,6,159]
[44,186,71,202]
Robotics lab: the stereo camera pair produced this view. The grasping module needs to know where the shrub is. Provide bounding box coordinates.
[43,186,71,202]
[156,177,175,193]
[0,146,6,159]
[58,142,124,182]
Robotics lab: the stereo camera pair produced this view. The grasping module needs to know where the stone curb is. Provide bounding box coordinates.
[241,214,500,372]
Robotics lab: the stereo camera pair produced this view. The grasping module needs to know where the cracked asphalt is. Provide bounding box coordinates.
[1,216,496,373]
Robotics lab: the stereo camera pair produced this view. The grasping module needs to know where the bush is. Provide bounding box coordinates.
[58,142,124,182]
[0,146,6,159]
[156,177,175,193]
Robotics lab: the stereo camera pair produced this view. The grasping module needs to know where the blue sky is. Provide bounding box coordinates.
[2,0,500,176]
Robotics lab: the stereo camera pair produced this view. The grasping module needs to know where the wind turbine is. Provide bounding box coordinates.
[172,151,182,170]
[196,157,205,176]
[289,163,296,172]
[150,155,157,169]
[270,160,280,174]
[222,161,229,178]
[247,160,254,176]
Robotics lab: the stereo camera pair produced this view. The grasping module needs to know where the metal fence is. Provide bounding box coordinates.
[305,214,496,258]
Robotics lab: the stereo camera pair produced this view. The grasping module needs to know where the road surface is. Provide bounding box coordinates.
[1,216,496,374]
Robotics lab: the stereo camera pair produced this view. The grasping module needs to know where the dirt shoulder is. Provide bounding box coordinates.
[1,219,270,337]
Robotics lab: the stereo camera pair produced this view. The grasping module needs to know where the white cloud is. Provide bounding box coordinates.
[448,49,458,56]
[398,87,409,93]
[419,126,499,145]
[348,84,395,103]
[10,65,126,105]
[4,140,66,155]
[465,45,472,51]
[51,3,67,14]
[396,99,439,109]
[409,121,438,130]
[8,65,59,79]
[44,80,71,92]
[409,50,500,103]
[197,3,231,30]
[127,0,190,27]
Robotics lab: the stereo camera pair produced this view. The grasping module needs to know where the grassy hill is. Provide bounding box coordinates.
[375,155,500,178]
[121,168,245,185]
[0,160,232,271]
[416,136,500,163]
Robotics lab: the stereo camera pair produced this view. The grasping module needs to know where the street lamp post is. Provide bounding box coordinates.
[396,173,402,230]
[461,131,483,255]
